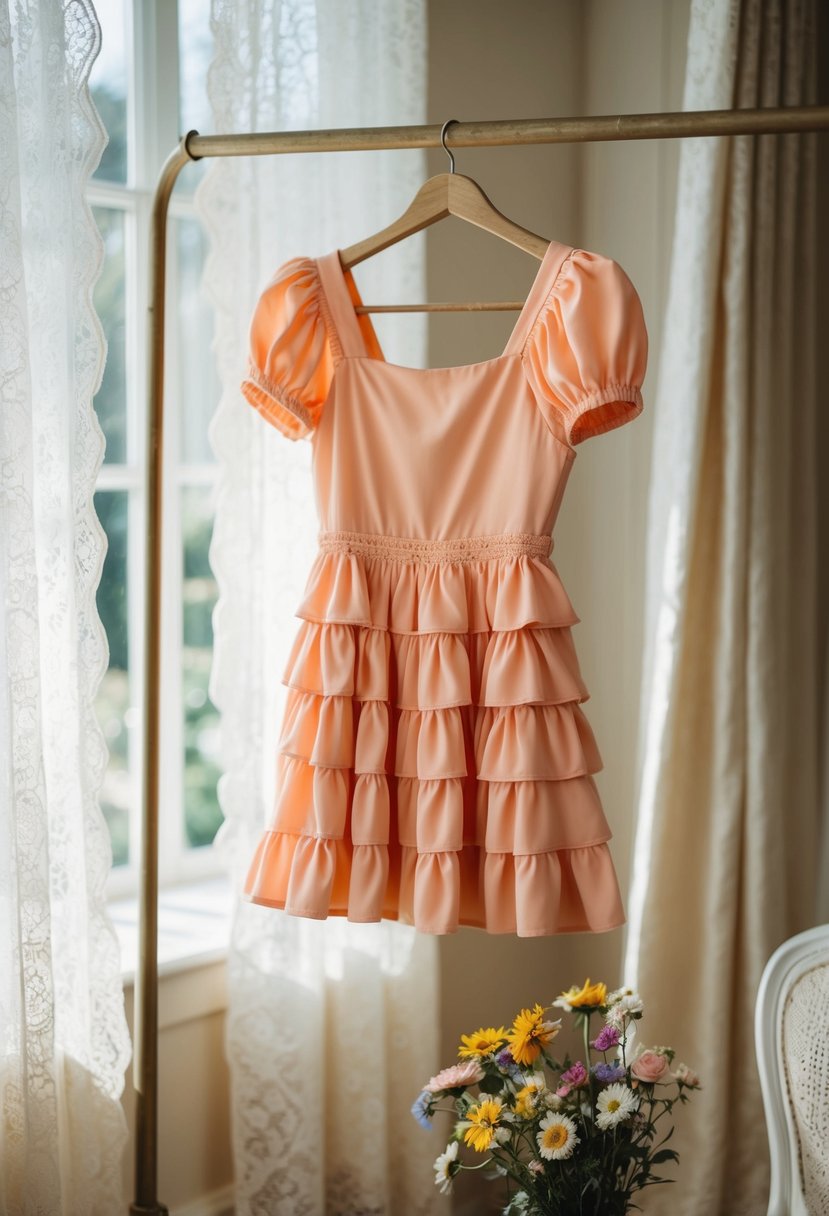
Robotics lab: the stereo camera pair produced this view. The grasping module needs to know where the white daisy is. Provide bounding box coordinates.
[606,988,644,1021]
[595,1083,639,1130]
[536,1111,579,1160]
[433,1140,459,1195]
[607,985,639,1004]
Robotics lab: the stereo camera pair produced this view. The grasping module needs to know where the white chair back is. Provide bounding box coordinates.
[755,924,829,1216]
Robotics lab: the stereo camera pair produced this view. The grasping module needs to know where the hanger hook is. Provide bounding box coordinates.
[440,118,459,173]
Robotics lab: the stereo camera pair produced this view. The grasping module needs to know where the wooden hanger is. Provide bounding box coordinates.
[338,119,550,314]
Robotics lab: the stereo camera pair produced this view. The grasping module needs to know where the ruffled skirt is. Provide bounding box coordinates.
[242,534,625,936]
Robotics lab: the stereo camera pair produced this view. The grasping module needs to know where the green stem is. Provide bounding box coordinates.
[491,1153,532,1193]
[583,1013,597,1138]
[582,1013,592,1077]
[459,1157,496,1173]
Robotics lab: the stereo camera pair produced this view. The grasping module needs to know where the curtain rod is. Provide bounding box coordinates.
[132,104,829,1216]
[185,106,829,160]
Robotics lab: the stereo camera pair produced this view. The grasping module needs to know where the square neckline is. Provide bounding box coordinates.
[315,240,573,374]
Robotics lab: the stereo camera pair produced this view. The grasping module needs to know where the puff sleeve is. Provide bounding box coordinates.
[240,256,337,440]
[523,248,648,447]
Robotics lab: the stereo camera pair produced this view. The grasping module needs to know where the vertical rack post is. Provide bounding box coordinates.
[130,133,195,1216]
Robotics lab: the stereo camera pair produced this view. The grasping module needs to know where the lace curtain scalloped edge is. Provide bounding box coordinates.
[0,0,132,1210]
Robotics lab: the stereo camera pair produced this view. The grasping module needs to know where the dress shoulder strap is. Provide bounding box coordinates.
[502,240,574,358]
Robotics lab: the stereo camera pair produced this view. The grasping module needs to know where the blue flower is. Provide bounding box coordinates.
[593,1062,626,1084]
[411,1089,434,1130]
[495,1048,524,1081]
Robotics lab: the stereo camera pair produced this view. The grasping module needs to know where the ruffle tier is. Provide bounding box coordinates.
[292,545,581,633]
[242,547,625,936]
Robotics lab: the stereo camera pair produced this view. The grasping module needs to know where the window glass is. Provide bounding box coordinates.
[177,0,214,194]
[181,486,223,849]
[174,216,220,464]
[94,489,132,866]
[90,0,129,184]
[92,206,128,463]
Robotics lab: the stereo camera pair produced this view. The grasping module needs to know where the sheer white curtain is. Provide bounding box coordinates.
[0,1,132,1212]
[195,3,440,1212]
[625,1,820,1213]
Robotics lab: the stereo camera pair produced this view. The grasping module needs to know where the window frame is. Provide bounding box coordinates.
[90,0,224,900]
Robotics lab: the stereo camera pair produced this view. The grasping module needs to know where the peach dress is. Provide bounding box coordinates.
[239,239,648,936]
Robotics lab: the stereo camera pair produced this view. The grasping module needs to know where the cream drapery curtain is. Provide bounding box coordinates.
[625,1,821,1213]
[0,1,132,1211]
[196,2,440,1212]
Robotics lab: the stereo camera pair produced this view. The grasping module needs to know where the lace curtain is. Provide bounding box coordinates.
[195,3,440,1212]
[0,2,132,1212]
[624,1,820,1213]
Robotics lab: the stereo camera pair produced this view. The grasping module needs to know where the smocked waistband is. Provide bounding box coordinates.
[317,529,552,564]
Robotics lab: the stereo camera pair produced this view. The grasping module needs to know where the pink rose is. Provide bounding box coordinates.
[631,1050,671,1085]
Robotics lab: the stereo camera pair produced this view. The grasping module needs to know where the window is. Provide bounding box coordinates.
[90,0,222,896]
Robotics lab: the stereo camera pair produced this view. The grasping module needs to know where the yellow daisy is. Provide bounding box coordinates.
[463,1097,504,1153]
[458,1025,508,1059]
[554,978,608,1011]
[506,1004,562,1066]
[513,1080,543,1119]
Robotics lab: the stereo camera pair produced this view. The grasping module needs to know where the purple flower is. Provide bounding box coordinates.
[556,1060,588,1095]
[495,1047,524,1080]
[410,1090,434,1130]
[591,1024,621,1052]
[593,1063,626,1084]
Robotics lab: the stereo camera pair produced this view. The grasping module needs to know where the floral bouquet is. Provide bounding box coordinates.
[411,979,700,1215]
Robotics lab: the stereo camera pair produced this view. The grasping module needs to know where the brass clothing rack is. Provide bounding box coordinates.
[133,106,829,1215]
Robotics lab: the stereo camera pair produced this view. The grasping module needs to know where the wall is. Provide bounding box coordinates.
[120,962,234,1215]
